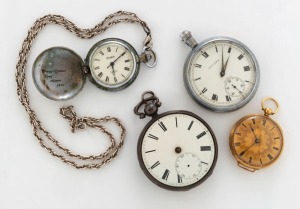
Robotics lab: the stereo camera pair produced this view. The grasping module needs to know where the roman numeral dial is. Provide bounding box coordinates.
[185,38,258,112]
[138,112,217,190]
[230,115,283,170]
[87,39,138,91]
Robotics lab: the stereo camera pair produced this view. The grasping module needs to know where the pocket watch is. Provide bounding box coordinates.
[32,11,157,101]
[180,30,260,112]
[134,91,218,191]
[32,37,156,100]
[85,38,140,91]
[229,98,284,172]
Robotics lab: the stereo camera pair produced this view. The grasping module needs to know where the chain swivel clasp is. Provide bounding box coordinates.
[60,106,87,133]
[134,91,161,119]
[140,34,157,68]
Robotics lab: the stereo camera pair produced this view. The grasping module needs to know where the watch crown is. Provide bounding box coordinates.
[180,30,198,48]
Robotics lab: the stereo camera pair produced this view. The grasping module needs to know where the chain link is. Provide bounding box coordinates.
[15,11,154,169]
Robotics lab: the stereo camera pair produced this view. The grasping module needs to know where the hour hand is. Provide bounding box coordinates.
[107,62,113,69]
[220,55,230,77]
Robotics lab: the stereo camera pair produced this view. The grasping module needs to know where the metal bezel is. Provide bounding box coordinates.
[183,36,260,112]
[86,38,140,91]
[137,110,218,191]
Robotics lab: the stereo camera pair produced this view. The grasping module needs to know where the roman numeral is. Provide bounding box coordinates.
[244,66,250,71]
[239,151,246,156]
[125,59,130,63]
[215,46,218,52]
[115,47,118,52]
[98,72,103,78]
[252,118,255,124]
[114,77,117,82]
[212,94,218,101]
[242,123,247,128]
[105,76,109,82]
[94,66,100,70]
[249,157,252,163]
[187,121,194,130]
[148,134,159,140]
[260,158,263,165]
[99,51,104,55]
[195,64,202,68]
[145,150,156,153]
[226,95,231,101]
[202,87,208,94]
[235,132,242,136]
[238,54,244,60]
[228,47,232,53]
[197,131,206,139]
[94,59,100,61]
[202,52,209,58]
[162,169,170,180]
[234,142,241,147]
[124,67,130,71]
[178,175,183,183]
[263,119,266,126]
[201,161,208,165]
[150,161,160,169]
[121,74,125,78]
[267,154,273,160]
[274,137,280,140]
[270,126,275,131]
[158,122,167,131]
[107,47,111,52]
[175,117,178,128]
[273,147,279,151]
[200,146,211,151]
[194,77,201,81]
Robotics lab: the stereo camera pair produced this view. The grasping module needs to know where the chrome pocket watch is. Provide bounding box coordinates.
[229,98,284,172]
[180,30,260,112]
[134,91,218,191]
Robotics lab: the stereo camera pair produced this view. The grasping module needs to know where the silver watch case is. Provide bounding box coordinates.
[183,36,260,112]
[86,38,140,92]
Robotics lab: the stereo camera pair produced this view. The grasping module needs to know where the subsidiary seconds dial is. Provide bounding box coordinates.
[181,31,260,112]
[134,91,218,191]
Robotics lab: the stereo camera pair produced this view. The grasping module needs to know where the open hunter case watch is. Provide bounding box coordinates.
[32,14,157,101]
[16,11,156,169]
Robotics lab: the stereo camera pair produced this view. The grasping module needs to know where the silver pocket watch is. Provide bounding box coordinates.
[32,38,156,101]
[180,31,260,112]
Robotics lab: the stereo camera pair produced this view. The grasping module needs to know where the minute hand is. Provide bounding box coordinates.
[220,55,230,77]
[107,52,126,68]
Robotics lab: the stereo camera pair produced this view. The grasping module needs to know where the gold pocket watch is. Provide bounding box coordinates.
[229,98,284,172]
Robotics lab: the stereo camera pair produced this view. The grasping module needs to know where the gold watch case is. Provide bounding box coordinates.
[229,98,284,172]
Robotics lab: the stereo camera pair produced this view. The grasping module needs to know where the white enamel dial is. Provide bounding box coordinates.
[91,43,134,84]
[139,112,217,190]
[185,39,258,111]
[87,39,139,91]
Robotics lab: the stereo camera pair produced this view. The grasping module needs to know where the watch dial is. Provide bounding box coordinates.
[138,112,217,190]
[88,39,138,90]
[230,115,283,169]
[185,38,258,111]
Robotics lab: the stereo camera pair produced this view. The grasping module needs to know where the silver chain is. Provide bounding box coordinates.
[15,11,153,169]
